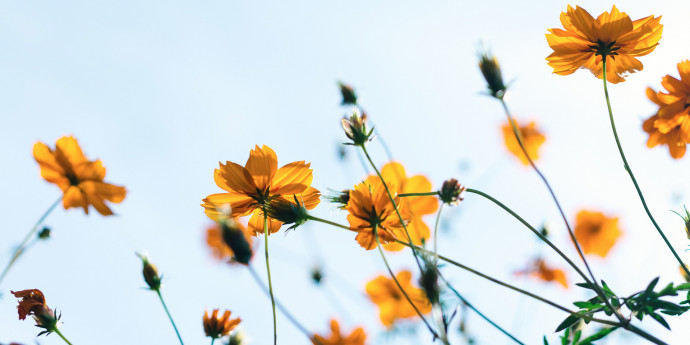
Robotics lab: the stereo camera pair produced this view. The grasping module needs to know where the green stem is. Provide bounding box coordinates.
[263,213,278,345]
[398,192,439,197]
[210,338,215,345]
[433,203,444,263]
[155,289,184,345]
[601,59,690,278]
[0,196,62,288]
[54,328,74,345]
[439,273,524,345]
[374,226,440,340]
[360,145,424,272]
[307,215,351,231]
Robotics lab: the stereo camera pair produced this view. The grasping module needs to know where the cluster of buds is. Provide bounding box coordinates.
[342,107,374,146]
[266,195,310,231]
[203,309,241,340]
[439,179,466,206]
[12,289,61,337]
[478,50,508,100]
[136,253,162,291]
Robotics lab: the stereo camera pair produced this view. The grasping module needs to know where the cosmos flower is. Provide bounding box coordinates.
[201,145,320,235]
[11,289,60,336]
[546,5,662,83]
[502,120,546,165]
[203,309,241,339]
[33,136,126,215]
[312,319,366,345]
[365,270,432,327]
[516,258,568,288]
[574,210,622,257]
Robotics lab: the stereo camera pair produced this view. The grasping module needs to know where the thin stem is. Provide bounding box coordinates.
[374,226,440,339]
[247,265,322,345]
[307,215,351,231]
[360,145,423,272]
[54,328,74,345]
[601,59,690,278]
[210,338,215,345]
[439,273,524,345]
[398,192,439,197]
[155,289,184,345]
[433,203,444,263]
[263,213,278,345]
[0,196,62,287]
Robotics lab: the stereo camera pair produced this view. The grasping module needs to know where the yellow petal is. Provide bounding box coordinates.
[271,161,312,196]
[245,145,278,191]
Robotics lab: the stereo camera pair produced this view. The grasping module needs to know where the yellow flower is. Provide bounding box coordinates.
[345,176,409,250]
[502,120,545,165]
[574,210,622,257]
[312,319,367,345]
[365,270,432,327]
[516,258,568,288]
[201,145,320,235]
[203,309,241,339]
[378,162,438,252]
[33,136,126,215]
[643,61,690,159]
[546,5,662,83]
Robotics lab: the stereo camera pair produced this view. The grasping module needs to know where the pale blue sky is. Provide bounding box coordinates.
[2,1,690,344]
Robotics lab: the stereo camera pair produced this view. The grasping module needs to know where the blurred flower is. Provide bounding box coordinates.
[342,108,374,146]
[439,178,465,206]
[310,265,324,285]
[643,61,690,159]
[338,81,358,105]
[671,205,690,239]
[203,309,241,339]
[136,253,162,290]
[418,255,440,305]
[11,289,60,336]
[206,218,254,264]
[227,330,249,345]
[312,319,366,345]
[546,5,662,83]
[345,176,409,250]
[365,270,432,327]
[33,136,126,215]
[37,226,51,240]
[515,258,568,288]
[502,119,545,165]
[326,189,352,209]
[681,264,690,283]
[574,210,622,257]
[478,50,508,99]
[378,162,438,251]
[201,145,320,235]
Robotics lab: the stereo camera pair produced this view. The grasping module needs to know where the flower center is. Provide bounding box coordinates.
[589,40,620,58]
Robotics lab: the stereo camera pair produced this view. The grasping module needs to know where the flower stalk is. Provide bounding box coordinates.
[263,213,278,345]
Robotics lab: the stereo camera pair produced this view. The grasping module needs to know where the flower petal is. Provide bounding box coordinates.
[271,161,313,196]
[245,145,278,191]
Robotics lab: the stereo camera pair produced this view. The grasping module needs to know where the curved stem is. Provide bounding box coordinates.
[0,196,62,287]
[374,225,440,339]
[155,290,184,345]
[360,145,424,272]
[54,328,74,345]
[601,59,690,278]
[433,203,444,263]
[247,265,322,345]
[263,213,278,345]
[439,273,524,345]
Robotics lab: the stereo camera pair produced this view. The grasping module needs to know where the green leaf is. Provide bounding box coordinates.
[650,312,671,330]
[543,336,549,345]
[578,327,619,345]
[556,315,580,332]
[645,277,660,294]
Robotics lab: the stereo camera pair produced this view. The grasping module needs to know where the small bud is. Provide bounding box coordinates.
[439,179,466,206]
[136,253,162,291]
[266,196,310,231]
[37,227,51,240]
[310,265,324,285]
[338,81,358,105]
[478,50,508,99]
[418,255,440,305]
[672,205,690,240]
[220,218,253,265]
[341,107,374,146]
[325,189,351,209]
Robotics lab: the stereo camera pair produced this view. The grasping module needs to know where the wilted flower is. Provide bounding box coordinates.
[312,319,367,345]
[439,178,465,206]
[478,51,508,99]
[502,119,546,165]
[366,270,432,327]
[203,309,241,339]
[515,258,568,288]
[33,136,127,215]
[136,253,162,291]
[11,289,61,336]
[338,82,358,105]
[546,5,663,83]
[342,108,374,146]
[573,210,622,258]
[201,145,321,235]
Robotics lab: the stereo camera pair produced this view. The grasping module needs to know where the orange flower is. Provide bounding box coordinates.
[516,259,568,288]
[574,210,622,257]
[33,136,126,215]
[345,176,410,250]
[642,61,690,159]
[365,270,432,327]
[378,162,438,251]
[312,319,366,345]
[546,5,662,83]
[11,289,59,336]
[201,145,320,235]
[206,220,253,262]
[203,309,241,339]
[502,120,546,165]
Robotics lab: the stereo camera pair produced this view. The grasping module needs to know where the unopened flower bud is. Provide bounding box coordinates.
[342,107,374,146]
[266,196,310,231]
[136,253,162,291]
[672,205,690,240]
[220,218,253,265]
[338,81,358,105]
[478,50,508,99]
[439,179,466,206]
[326,189,351,209]
[310,265,324,285]
[419,256,440,305]
[37,227,51,240]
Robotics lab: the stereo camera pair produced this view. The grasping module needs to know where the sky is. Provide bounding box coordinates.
[2,0,690,344]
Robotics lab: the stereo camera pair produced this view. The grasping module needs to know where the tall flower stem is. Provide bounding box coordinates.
[0,196,62,288]
[54,328,74,345]
[263,213,278,345]
[155,289,184,345]
[247,265,322,345]
[360,145,424,272]
[601,59,690,277]
[433,203,444,263]
[374,225,441,341]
